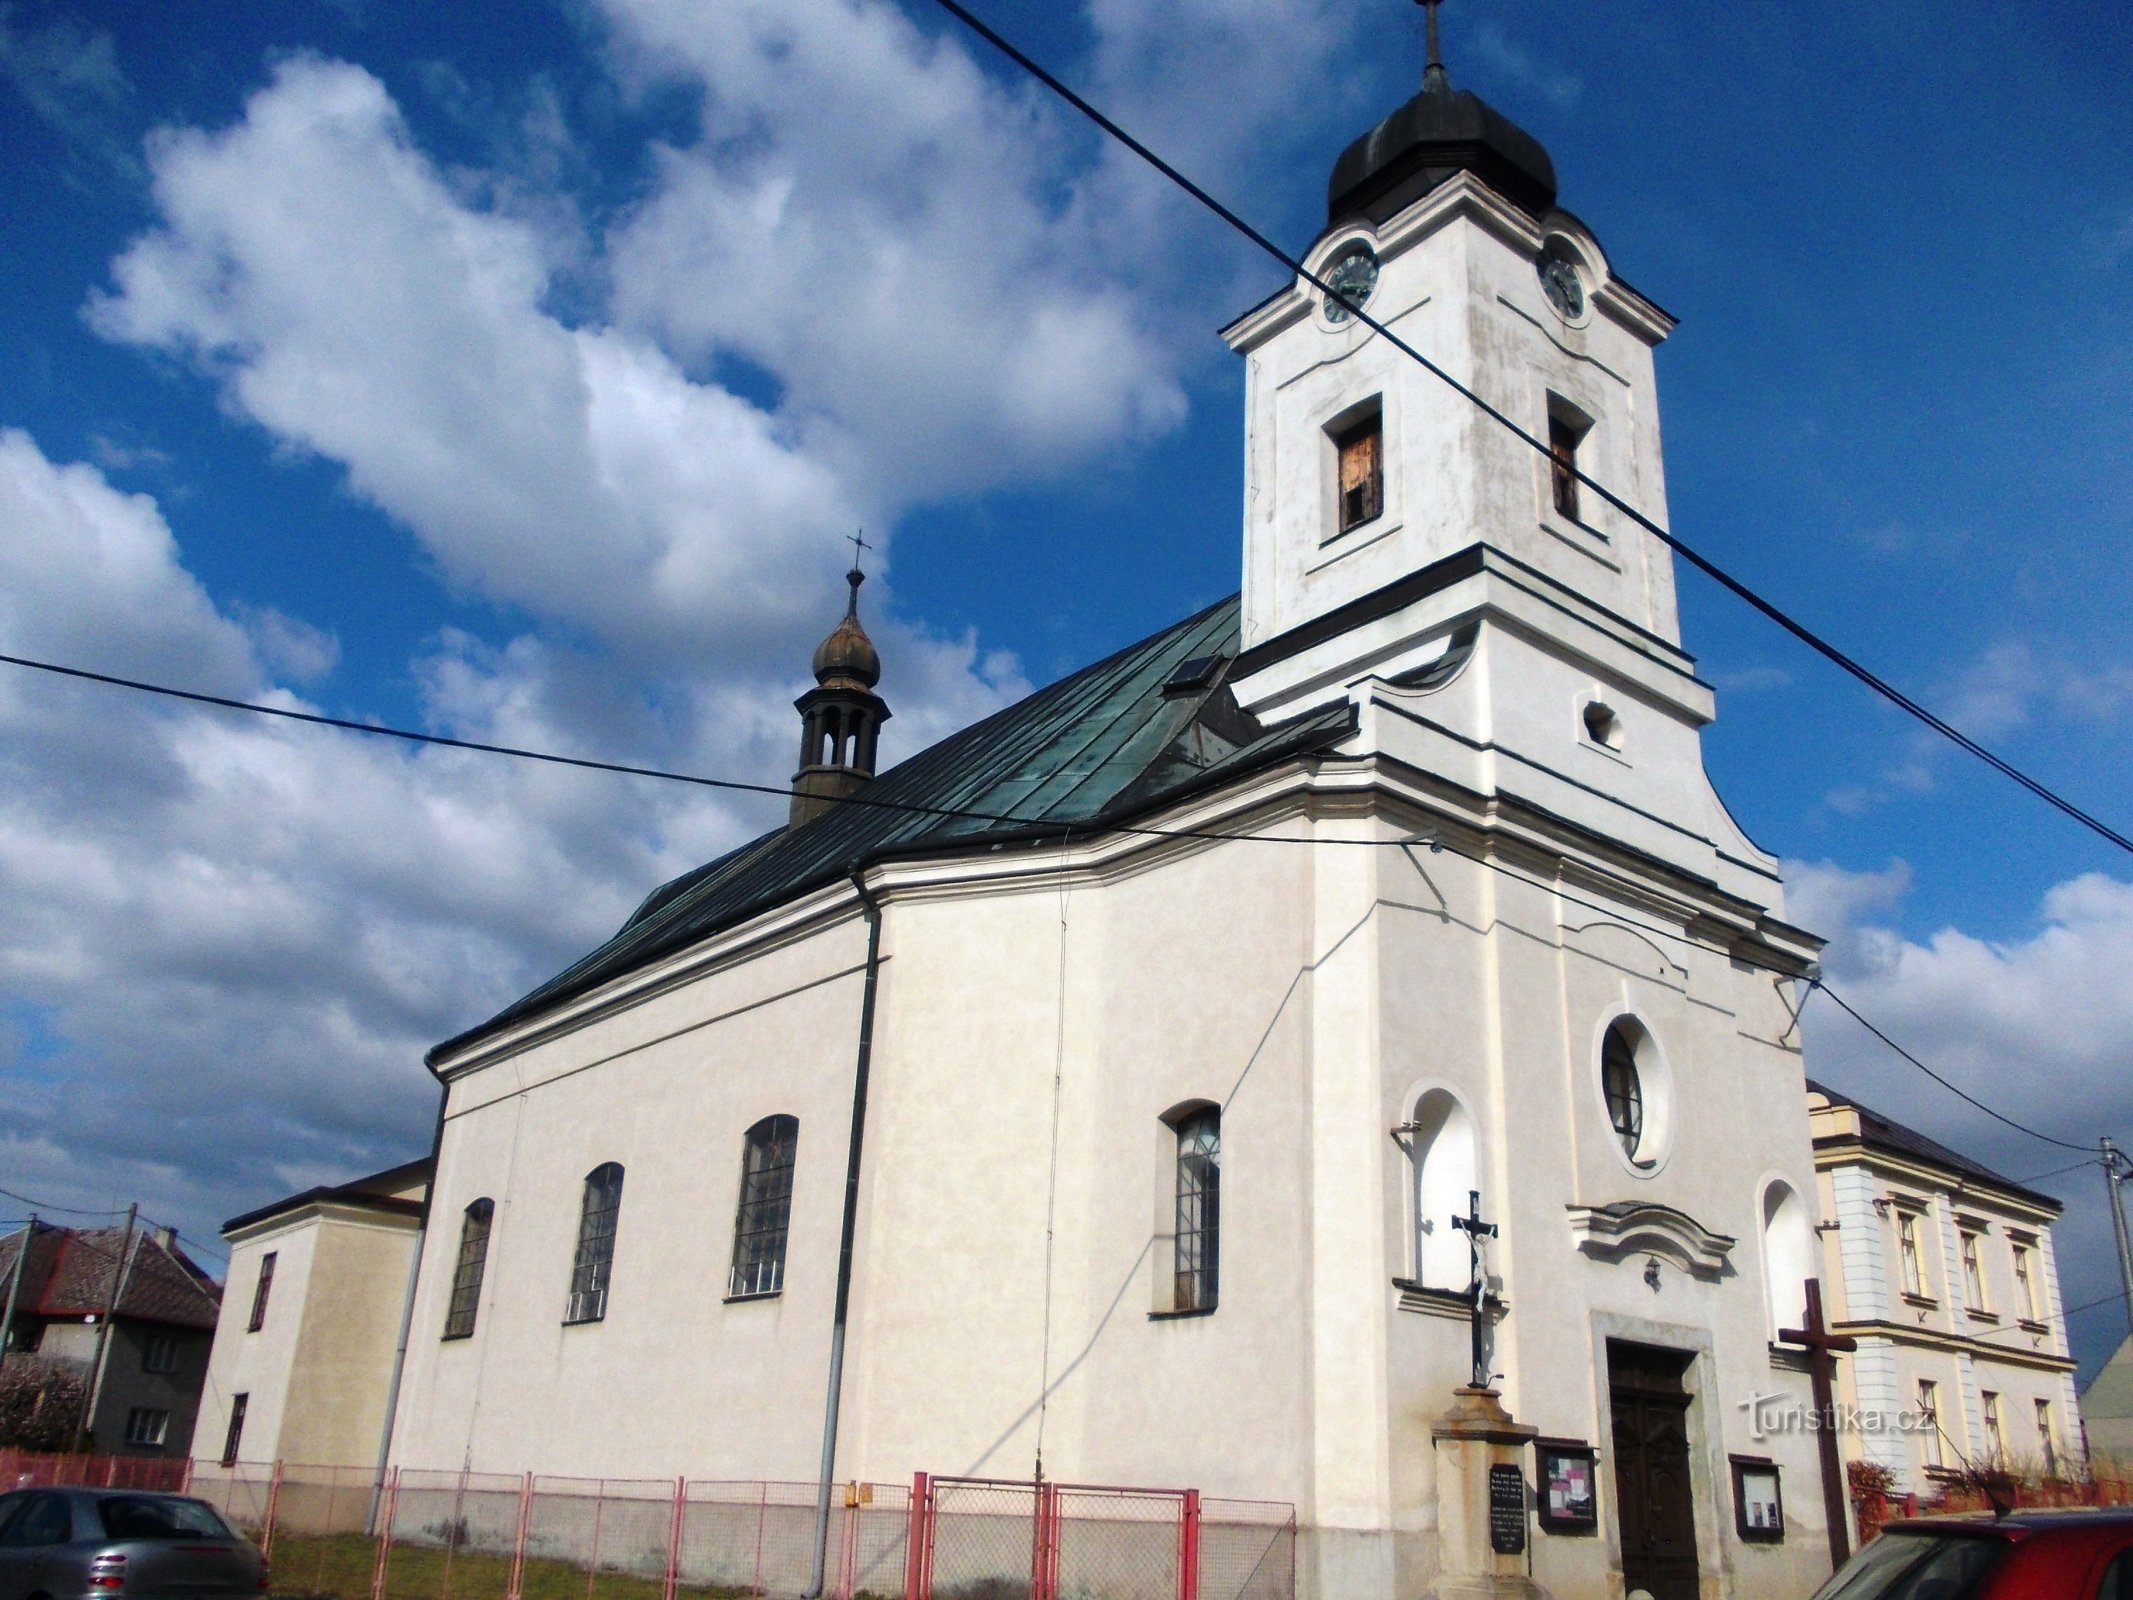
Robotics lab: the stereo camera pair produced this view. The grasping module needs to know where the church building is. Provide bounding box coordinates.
[370,41,1839,1600]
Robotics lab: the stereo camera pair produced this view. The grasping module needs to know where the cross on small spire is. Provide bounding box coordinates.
[1414,0,1449,92]
[1449,1188,1497,1389]
[846,528,873,575]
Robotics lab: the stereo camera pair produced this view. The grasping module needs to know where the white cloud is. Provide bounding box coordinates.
[0,426,754,1234]
[1791,857,2133,1374]
[599,0,1192,506]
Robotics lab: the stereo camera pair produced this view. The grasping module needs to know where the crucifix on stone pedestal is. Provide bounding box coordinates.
[1779,1278,1859,1572]
[1450,1188,1497,1390]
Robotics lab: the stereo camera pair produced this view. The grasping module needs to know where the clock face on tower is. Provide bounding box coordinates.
[1321,246,1379,324]
[1540,254,1586,320]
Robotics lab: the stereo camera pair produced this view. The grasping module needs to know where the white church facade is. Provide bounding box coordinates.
[338,51,1843,1600]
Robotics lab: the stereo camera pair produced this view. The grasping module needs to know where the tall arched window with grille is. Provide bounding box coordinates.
[565,1163,624,1324]
[443,1198,494,1339]
[1172,1106,1221,1312]
[729,1116,799,1298]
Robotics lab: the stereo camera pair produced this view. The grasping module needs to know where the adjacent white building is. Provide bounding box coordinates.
[1809,1083,2083,1491]
[367,55,1845,1600]
[195,1160,430,1470]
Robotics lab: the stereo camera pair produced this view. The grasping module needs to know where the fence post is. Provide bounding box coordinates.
[583,1479,606,1600]
[837,1485,859,1600]
[1029,1482,1059,1600]
[1178,1491,1199,1600]
[903,1474,929,1600]
[262,1461,285,1557]
[507,1474,534,1600]
[369,1468,399,1600]
[663,1477,685,1600]
[746,1482,766,1599]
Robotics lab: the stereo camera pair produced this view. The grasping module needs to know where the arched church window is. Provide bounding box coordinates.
[1601,1022,1644,1160]
[729,1115,799,1298]
[1407,1089,1476,1290]
[444,1198,494,1340]
[565,1162,624,1324]
[1760,1180,1813,1339]
[1171,1106,1220,1312]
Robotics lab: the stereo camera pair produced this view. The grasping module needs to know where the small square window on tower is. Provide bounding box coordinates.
[1332,407,1383,533]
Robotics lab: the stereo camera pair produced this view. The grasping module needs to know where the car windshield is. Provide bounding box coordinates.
[1810,1530,2008,1600]
[97,1499,234,1541]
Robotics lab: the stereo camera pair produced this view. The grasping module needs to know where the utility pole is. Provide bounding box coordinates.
[77,1203,138,1453]
[0,1214,35,1369]
[2106,1138,2133,1343]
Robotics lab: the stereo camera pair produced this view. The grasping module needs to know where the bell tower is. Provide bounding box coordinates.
[790,568,890,828]
[1220,32,1682,707]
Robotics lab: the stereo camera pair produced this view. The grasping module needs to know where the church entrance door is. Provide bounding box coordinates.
[1606,1341,1700,1600]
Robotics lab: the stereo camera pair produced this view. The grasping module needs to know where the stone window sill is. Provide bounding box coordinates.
[1149,1305,1216,1322]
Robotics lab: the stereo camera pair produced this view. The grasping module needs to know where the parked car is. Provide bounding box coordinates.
[1811,1510,2133,1599]
[0,1488,268,1600]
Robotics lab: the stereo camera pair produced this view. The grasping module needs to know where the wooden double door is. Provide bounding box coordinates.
[1607,1341,1700,1600]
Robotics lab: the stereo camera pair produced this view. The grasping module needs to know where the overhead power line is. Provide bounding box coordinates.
[1806,982,2095,1154]
[920,0,2133,861]
[0,645,2113,1162]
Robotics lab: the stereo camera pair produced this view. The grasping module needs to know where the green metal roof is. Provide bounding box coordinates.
[430,595,1353,1064]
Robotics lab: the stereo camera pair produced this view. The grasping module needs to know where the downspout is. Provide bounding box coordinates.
[0,1213,35,1369]
[804,866,885,1599]
[369,1082,448,1533]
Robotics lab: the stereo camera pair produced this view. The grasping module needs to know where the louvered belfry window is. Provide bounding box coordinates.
[444,1199,494,1339]
[729,1116,799,1298]
[1173,1107,1221,1312]
[566,1163,624,1323]
[1335,412,1383,532]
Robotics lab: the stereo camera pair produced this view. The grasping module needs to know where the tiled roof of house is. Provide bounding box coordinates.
[221,1156,432,1236]
[1806,1079,2061,1213]
[0,1223,222,1331]
[431,594,1354,1064]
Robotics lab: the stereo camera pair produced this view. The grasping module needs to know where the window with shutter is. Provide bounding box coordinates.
[1334,412,1383,532]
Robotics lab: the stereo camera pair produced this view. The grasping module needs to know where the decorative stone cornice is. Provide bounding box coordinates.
[1566,1201,1736,1280]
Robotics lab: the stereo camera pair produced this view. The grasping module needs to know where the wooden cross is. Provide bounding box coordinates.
[1779,1278,1859,1571]
[1450,1188,1497,1389]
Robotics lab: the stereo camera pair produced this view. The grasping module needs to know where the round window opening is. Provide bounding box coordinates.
[1602,1022,1644,1160]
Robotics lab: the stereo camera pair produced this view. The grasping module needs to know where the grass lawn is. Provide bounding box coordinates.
[264,1534,767,1600]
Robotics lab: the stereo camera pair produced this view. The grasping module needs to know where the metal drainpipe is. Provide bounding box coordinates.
[369,1084,449,1533]
[0,1212,35,1369]
[804,866,886,1600]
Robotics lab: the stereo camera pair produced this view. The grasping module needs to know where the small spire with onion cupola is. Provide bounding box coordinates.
[790,544,890,828]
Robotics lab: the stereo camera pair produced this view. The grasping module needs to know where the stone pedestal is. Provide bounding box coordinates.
[1425,1386,1551,1600]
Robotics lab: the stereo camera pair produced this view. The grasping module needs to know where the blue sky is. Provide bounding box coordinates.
[3,1,2131,1383]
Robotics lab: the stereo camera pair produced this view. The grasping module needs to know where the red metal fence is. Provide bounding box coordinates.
[157,1462,1293,1600]
[1,1450,189,1490]
[904,1475,1293,1600]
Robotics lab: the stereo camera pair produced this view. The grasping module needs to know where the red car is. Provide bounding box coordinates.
[1811,1511,2133,1599]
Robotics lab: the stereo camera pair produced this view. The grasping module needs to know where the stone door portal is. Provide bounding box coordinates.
[1606,1340,1700,1600]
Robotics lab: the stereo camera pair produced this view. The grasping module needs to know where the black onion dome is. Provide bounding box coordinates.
[1327,77,1556,227]
[812,569,881,688]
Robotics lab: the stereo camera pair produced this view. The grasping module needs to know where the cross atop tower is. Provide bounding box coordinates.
[1414,0,1449,92]
[846,528,873,576]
